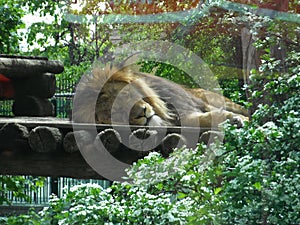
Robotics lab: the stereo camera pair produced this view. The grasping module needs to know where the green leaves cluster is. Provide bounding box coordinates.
[0,176,45,205]
[0,0,25,53]
[130,56,300,224]
[4,183,193,225]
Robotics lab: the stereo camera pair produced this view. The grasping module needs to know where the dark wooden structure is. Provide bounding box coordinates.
[0,55,64,116]
[0,117,217,180]
[0,55,221,181]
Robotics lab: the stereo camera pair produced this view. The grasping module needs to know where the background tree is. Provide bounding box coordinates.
[0,0,25,54]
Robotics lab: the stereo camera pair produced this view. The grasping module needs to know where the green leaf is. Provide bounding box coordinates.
[253,182,262,191]
[178,192,187,199]
[214,187,222,195]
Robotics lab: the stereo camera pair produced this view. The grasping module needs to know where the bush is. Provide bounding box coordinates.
[0,176,45,206]
[4,183,194,225]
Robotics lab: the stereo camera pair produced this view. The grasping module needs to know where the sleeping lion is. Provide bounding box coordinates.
[72,64,249,128]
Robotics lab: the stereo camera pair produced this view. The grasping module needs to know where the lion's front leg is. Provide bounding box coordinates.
[181,110,248,128]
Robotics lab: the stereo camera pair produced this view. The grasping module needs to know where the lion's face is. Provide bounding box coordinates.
[95,79,166,126]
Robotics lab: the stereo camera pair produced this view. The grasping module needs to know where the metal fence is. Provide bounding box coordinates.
[3,177,111,207]
[52,93,74,118]
[0,100,13,117]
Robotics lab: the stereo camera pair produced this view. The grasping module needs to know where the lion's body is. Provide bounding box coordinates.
[72,65,248,127]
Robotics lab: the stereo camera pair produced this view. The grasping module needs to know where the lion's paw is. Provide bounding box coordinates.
[160,133,186,157]
[229,115,248,128]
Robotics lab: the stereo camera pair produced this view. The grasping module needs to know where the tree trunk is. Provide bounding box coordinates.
[68,23,76,65]
[241,0,289,115]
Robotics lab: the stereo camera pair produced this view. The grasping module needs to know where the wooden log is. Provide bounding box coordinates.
[12,96,54,116]
[0,57,64,78]
[95,129,122,154]
[0,54,48,60]
[63,130,94,153]
[160,133,186,157]
[13,73,56,98]
[0,123,30,151]
[29,126,62,153]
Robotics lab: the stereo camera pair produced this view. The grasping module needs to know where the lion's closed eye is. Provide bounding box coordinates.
[134,106,146,119]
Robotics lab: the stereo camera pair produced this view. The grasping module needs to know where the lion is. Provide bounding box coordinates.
[72,64,249,128]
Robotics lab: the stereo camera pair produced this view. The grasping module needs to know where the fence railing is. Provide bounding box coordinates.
[51,93,74,118]
[4,177,111,206]
[0,100,13,117]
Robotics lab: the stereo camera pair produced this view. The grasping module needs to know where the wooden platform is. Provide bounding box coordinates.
[0,116,215,180]
[0,116,203,133]
[0,116,72,128]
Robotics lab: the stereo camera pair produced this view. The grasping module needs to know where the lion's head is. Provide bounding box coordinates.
[72,65,174,126]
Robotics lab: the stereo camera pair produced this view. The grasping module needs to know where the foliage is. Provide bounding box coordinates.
[56,62,91,93]
[4,183,193,225]
[250,50,300,124]
[0,0,25,53]
[129,56,300,224]
[0,176,45,205]
[139,61,198,87]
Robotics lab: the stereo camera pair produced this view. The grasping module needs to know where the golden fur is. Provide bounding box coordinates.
[72,65,249,127]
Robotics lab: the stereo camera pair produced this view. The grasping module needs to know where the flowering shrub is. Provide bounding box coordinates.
[4,182,194,225]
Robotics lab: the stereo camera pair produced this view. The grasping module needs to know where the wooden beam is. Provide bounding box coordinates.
[0,57,64,78]
[0,116,218,180]
[0,117,210,133]
[0,117,72,129]
[13,73,56,99]
[12,96,54,117]
[0,150,104,179]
